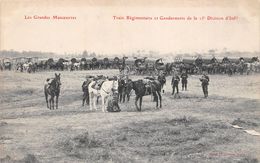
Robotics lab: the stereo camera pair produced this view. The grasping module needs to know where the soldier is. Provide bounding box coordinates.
[82,75,94,106]
[181,71,188,91]
[200,72,210,98]
[171,73,180,95]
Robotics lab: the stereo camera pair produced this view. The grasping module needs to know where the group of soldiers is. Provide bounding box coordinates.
[171,71,210,98]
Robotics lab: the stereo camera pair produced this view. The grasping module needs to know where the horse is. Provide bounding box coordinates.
[157,73,166,93]
[118,78,133,103]
[44,73,61,110]
[132,79,162,111]
[88,77,119,112]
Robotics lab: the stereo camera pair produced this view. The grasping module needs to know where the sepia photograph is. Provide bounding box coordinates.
[0,0,259,162]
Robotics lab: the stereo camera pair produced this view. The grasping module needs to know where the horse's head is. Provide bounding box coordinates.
[125,80,133,92]
[118,78,125,88]
[111,79,119,93]
[54,73,61,88]
[157,75,166,85]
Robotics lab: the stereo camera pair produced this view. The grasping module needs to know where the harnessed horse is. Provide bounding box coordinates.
[44,73,61,110]
[132,79,162,111]
[118,77,133,103]
[88,78,119,112]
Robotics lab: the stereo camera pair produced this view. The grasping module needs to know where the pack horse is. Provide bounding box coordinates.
[88,77,119,112]
[132,79,162,111]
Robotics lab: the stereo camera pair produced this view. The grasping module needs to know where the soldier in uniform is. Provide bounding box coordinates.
[200,72,210,98]
[171,73,180,95]
[181,71,188,91]
[82,75,94,106]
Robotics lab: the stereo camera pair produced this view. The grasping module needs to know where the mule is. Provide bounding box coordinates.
[44,73,61,110]
[88,78,119,112]
[132,79,162,111]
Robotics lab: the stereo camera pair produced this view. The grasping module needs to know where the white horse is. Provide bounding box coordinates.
[88,79,119,112]
[23,62,32,72]
[252,61,260,72]
[73,62,80,70]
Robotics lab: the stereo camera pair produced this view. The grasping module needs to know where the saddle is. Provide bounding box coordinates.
[144,76,155,81]
[107,76,117,81]
[143,78,154,95]
[86,75,95,79]
[91,79,106,90]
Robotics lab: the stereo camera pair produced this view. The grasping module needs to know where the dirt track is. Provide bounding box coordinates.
[0,70,260,162]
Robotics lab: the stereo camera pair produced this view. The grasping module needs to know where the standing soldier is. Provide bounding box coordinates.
[181,71,188,91]
[200,72,210,98]
[171,73,180,95]
[82,75,94,106]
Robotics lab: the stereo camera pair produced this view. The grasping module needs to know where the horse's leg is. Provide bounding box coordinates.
[56,95,59,109]
[50,97,53,110]
[101,95,105,112]
[127,93,130,102]
[157,91,162,108]
[122,90,126,103]
[119,91,122,103]
[45,91,49,108]
[139,96,143,111]
[82,93,86,106]
[153,92,159,108]
[135,96,139,111]
[49,97,52,110]
[89,92,93,110]
[104,96,109,112]
[93,95,97,110]
[52,96,55,110]
[127,89,131,102]
[96,96,100,104]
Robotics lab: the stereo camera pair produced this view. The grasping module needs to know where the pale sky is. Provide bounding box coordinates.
[0,0,259,55]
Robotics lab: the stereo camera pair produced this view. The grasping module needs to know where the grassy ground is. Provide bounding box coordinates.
[0,70,259,163]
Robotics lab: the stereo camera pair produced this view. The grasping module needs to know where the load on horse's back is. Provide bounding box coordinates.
[132,77,162,111]
[44,73,61,110]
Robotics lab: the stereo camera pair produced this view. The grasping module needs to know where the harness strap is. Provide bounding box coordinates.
[101,87,110,94]
[101,80,117,95]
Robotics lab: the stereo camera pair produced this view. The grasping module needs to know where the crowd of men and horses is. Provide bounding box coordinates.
[43,67,209,113]
[1,56,260,76]
[44,72,165,112]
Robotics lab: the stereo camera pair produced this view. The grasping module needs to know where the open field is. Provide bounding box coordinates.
[0,70,260,163]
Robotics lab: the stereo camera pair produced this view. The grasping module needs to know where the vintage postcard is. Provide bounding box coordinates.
[0,0,259,162]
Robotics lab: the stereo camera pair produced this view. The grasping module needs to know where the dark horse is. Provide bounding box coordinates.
[118,78,133,103]
[132,79,162,111]
[44,73,61,110]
